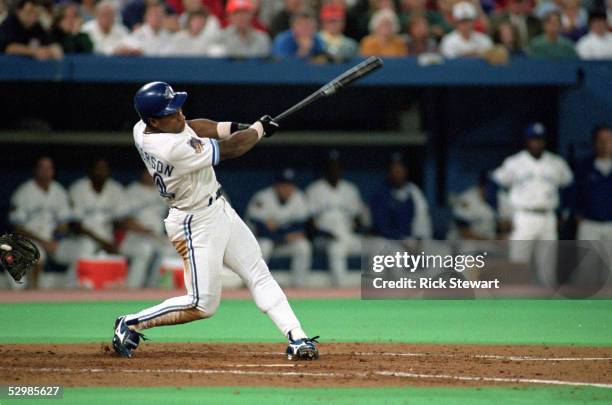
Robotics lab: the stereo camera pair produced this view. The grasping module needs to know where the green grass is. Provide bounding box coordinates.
[1,299,611,346]
[6,386,607,405]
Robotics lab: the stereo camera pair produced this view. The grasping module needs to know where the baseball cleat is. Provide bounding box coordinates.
[286,335,320,361]
[112,316,147,358]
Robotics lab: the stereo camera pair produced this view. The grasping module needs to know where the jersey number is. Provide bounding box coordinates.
[154,173,176,199]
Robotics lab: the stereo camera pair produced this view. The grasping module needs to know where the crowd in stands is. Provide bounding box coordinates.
[4,123,611,289]
[1,0,611,62]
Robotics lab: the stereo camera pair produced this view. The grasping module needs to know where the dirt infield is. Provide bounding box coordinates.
[1,343,611,389]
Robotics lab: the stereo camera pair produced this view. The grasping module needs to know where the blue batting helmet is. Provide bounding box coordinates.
[524,122,546,139]
[134,81,187,121]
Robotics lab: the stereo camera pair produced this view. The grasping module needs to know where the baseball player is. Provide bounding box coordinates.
[8,157,75,288]
[69,159,157,288]
[112,82,319,360]
[306,152,368,286]
[492,122,573,286]
[124,169,177,287]
[370,155,432,241]
[246,169,312,287]
[575,124,612,240]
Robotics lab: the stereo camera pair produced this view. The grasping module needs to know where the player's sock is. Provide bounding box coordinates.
[288,327,308,341]
[124,296,208,330]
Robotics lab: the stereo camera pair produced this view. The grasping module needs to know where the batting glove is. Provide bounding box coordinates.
[258,115,279,138]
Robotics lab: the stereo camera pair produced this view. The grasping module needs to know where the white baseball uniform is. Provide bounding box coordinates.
[124,180,176,287]
[492,150,573,285]
[124,120,305,338]
[69,177,156,288]
[7,180,75,288]
[306,179,366,285]
[246,186,312,287]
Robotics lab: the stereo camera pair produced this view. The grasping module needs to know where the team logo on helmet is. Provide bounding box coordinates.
[164,86,175,100]
[187,137,204,154]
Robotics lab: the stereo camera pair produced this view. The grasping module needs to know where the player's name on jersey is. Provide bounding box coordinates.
[371,277,501,289]
[136,145,175,177]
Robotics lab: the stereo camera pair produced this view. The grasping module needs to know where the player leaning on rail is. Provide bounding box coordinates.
[112,81,319,360]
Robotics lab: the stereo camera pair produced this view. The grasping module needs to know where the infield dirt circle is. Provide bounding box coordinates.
[1,343,611,389]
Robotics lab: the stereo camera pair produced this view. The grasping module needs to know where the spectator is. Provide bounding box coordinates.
[246,169,312,287]
[489,0,541,50]
[0,0,63,60]
[359,9,408,57]
[163,5,181,33]
[215,0,271,58]
[8,157,75,289]
[398,0,451,41]
[493,20,523,55]
[491,123,573,286]
[166,10,221,55]
[354,0,396,42]
[50,2,93,54]
[440,1,493,59]
[575,125,612,240]
[404,13,437,55]
[306,152,368,286]
[69,159,156,289]
[529,10,577,58]
[559,0,587,42]
[272,9,325,59]
[176,0,220,29]
[120,1,173,56]
[121,0,148,31]
[166,0,225,25]
[370,156,432,241]
[81,1,132,56]
[576,10,612,59]
[318,3,357,62]
[268,0,305,38]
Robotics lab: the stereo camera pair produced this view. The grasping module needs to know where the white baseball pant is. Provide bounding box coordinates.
[124,197,306,338]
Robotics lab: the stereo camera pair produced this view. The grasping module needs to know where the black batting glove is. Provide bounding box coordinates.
[258,115,279,138]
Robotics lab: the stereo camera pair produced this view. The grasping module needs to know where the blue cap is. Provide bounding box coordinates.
[524,122,546,139]
[276,168,295,183]
[134,81,187,120]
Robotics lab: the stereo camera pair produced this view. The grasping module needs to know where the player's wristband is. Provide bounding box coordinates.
[250,122,264,140]
[217,122,251,139]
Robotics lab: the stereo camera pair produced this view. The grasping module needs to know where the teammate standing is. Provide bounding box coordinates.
[492,122,573,286]
[112,81,319,360]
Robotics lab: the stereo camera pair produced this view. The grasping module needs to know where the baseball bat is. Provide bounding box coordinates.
[272,56,384,123]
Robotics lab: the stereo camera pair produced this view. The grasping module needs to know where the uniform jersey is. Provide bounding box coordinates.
[247,187,310,236]
[69,177,130,243]
[125,181,169,236]
[133,120,221,212]
[305,179,364,239]
[492,150,573,211]
[9,180,72,241]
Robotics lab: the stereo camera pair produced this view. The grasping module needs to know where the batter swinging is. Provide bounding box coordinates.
[112,81,319,360]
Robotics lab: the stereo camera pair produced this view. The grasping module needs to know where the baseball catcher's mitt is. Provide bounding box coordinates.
[0,234,40,283]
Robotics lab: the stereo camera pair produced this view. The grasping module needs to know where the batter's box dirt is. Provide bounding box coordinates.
[0,343,611,389]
